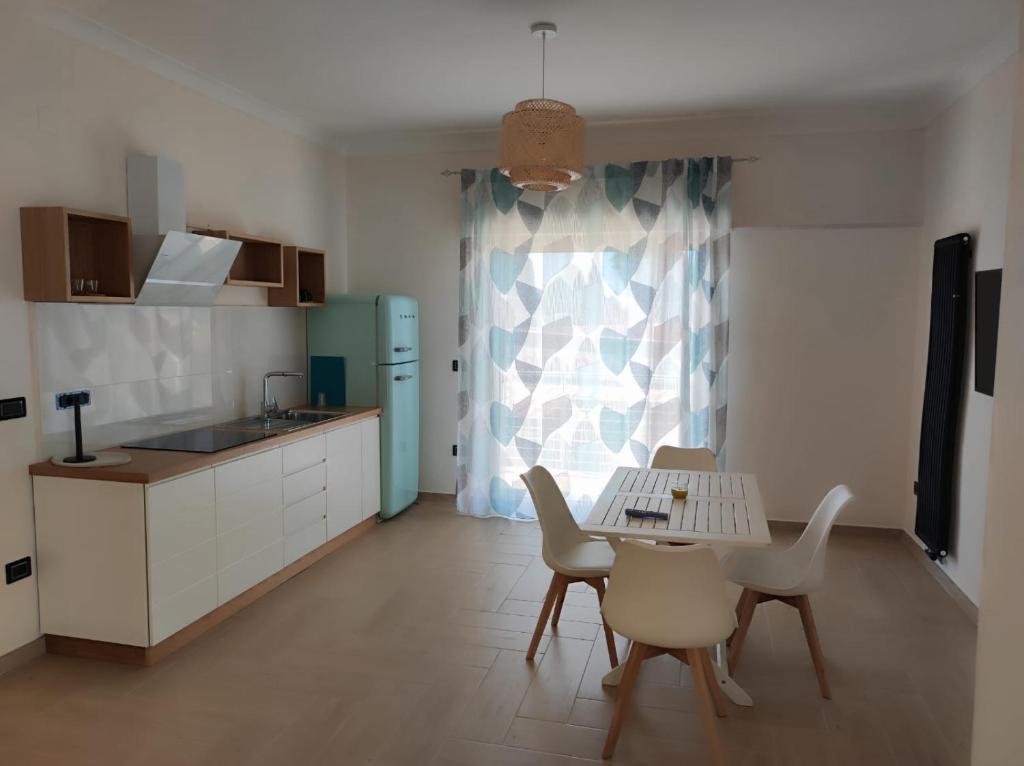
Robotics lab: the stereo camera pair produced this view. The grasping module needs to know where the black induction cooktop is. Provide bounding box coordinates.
[123,427,270,453]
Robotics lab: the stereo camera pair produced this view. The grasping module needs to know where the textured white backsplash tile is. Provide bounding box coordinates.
[36,304,306,456]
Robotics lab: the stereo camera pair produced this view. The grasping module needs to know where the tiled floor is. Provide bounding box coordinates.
[0,498,975,765]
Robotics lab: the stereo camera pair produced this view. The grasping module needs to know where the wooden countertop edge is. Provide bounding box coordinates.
[29,407,382,485]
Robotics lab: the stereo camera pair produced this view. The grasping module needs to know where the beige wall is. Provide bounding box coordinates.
[972,13,1024,764]
[0,7,346,657]
[347,120,925,512]
[730,227,920,527]
[903,58,1016,605]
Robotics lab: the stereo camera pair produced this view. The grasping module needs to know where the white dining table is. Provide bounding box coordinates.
[580,466,772,706]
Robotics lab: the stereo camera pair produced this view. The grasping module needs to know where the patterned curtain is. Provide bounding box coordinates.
[457,158,732,520]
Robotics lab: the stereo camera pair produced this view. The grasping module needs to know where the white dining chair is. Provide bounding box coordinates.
[520,466,618,668]
[600,541,735,765]
[650,445,718,472]
[723,484,853,699]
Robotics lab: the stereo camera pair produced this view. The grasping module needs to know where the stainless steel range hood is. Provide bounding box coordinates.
[127,154,240,306]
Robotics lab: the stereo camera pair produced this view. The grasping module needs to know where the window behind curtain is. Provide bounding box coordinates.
[457,159,732,519]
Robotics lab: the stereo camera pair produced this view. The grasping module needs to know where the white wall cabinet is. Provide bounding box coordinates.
[33,414,381,649]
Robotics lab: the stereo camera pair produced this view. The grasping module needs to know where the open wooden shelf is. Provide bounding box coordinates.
[269,246,326,308]
[21,207,135,303]
[190,227,284,287]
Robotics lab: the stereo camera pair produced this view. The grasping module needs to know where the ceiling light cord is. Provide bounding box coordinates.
[541,31,546,99]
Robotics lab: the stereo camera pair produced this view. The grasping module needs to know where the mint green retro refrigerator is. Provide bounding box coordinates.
[307,295,419,519]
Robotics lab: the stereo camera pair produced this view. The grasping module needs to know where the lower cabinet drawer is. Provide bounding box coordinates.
[218,541,283,605]
[284,491,327,535]
[283,461,326,507]
[217,507,283,570]
[149,538,217,604]
[150,575,218,645]
[285,519,327,566]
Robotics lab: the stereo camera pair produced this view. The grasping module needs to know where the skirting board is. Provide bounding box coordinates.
[900,531,978,624]
[0,636,46,678]
[44,515,378,666]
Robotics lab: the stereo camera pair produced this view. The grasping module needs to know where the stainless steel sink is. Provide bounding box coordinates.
[216,416,299,433]
[215,409,352,433]
[277,409,342,423]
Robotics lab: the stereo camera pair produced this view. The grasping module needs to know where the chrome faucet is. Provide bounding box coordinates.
[262,371,304,420]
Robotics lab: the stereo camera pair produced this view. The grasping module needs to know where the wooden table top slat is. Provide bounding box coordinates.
[581,467,771,547]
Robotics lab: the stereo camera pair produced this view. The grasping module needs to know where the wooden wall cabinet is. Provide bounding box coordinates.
[190,227,284,287]
[21,207,135,303]
[268,246,326,307]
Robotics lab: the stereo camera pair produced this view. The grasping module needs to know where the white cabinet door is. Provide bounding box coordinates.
[361,417,381,520]
[214,449,283,606]
[326,422,363,538]
[146,470,218,644]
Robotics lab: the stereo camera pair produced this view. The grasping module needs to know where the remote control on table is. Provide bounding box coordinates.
[624,508,669,521]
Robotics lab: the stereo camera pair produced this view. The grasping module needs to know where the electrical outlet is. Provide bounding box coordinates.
[0,396,26,421]
[452,444,457,457]
[451,359,459,372]
[55,390,91,410]
[5,556,31,585]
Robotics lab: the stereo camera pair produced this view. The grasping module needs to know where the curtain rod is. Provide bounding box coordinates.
[439,156,759,176]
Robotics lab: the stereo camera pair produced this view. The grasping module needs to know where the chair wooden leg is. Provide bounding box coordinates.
[602,642,647,759]
[550,578,569,629]
[589,577,619,668]
[727,588,758,674]
[699,647,728,718]
[527,572,563,661]
[795,594,831,699]
[687,648,728,766]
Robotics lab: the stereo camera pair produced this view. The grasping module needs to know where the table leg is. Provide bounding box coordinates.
[601,640,753,707]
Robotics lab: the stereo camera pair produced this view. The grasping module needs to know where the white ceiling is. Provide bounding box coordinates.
[48,0,1020,142]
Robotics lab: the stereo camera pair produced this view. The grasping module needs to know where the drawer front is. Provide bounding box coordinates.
[284,491,327,535]
[216,477,283,536]
[217,506,283,570]
[284,519,327,566]
[325,421,361,457]
[149,470,215,516]
[147,471,216,564]
[283,434,326,476]
[283,462,327,507]
[150,576,217,645]
[150,538,217,604]
[218,541,283,605]
[215,448,281,498]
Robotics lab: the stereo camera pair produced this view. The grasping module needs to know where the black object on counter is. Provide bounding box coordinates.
[56,390,96,464]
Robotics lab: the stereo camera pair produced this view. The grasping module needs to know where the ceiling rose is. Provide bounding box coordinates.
[499,22,585,193]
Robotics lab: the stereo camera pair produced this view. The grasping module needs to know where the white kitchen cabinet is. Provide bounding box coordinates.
[32,413,381,657]
[214,449,283,606]
[146,470,218,644]
[282,433,326,475]
[326,421,363,537]
[361,417,381,519]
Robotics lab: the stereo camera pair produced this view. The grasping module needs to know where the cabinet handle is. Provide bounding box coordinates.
[394,374,413,381]
[394,346,412,353]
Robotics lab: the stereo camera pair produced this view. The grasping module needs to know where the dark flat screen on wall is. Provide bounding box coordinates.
[975,269,1002,396]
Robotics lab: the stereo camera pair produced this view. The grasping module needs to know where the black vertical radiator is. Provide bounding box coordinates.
[915,233,973,560]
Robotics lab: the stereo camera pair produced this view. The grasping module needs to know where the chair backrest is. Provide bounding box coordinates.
[520,466,589,569]
[650,446,718,472]
[786,484,854,592]
[602,541,735,648]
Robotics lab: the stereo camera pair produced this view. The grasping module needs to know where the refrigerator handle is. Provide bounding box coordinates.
[394,374,414,381]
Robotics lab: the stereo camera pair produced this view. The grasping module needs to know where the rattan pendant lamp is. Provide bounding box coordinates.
[499,22,584,193]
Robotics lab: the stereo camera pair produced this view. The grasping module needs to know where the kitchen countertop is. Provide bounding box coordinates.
[28,406,382,485]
